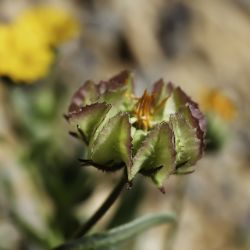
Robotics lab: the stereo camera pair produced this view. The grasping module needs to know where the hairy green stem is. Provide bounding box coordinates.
[72,172,127,239]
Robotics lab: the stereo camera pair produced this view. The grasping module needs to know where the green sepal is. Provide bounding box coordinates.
[66,102,111,143]
[98,70,135,114]
[161,88,180,121]
[129,122,176,187]
[100,70,134,98]
[131,129,147,154]
[170,110,201,174]
[152,80,173,121]
[160,86,195,121]
[182,104,206,156]
[68,80,100,112]
[90,112,132,171]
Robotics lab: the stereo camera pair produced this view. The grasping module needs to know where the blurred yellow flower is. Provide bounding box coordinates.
[0,24,54,83]
[0,6,78,83]
[16,6,79,46]
[200,89,235,121]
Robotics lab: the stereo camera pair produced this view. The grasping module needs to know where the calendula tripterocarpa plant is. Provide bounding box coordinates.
[65,70,206,190]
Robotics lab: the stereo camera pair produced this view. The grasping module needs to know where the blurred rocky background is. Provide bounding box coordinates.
[0,0,250,249]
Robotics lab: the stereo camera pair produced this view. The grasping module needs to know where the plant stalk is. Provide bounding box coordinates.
[72,172,127,239]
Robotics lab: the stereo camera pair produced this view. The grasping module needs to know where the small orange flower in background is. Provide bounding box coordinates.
[200,88,235,121]
[0,6,79,83]
[200,88,236,151]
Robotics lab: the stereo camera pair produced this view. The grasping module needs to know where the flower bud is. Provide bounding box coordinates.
[65,71,206,189]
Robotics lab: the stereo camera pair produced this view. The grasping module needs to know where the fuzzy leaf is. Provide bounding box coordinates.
[54,212,176,250]
[66,103,111,143]
[129,122,176,187]
[90,112,132,170]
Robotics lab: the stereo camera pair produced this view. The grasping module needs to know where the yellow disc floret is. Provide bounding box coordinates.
[134,90,154,130]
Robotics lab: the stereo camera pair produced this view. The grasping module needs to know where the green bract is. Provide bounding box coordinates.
[65,71,206,190]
